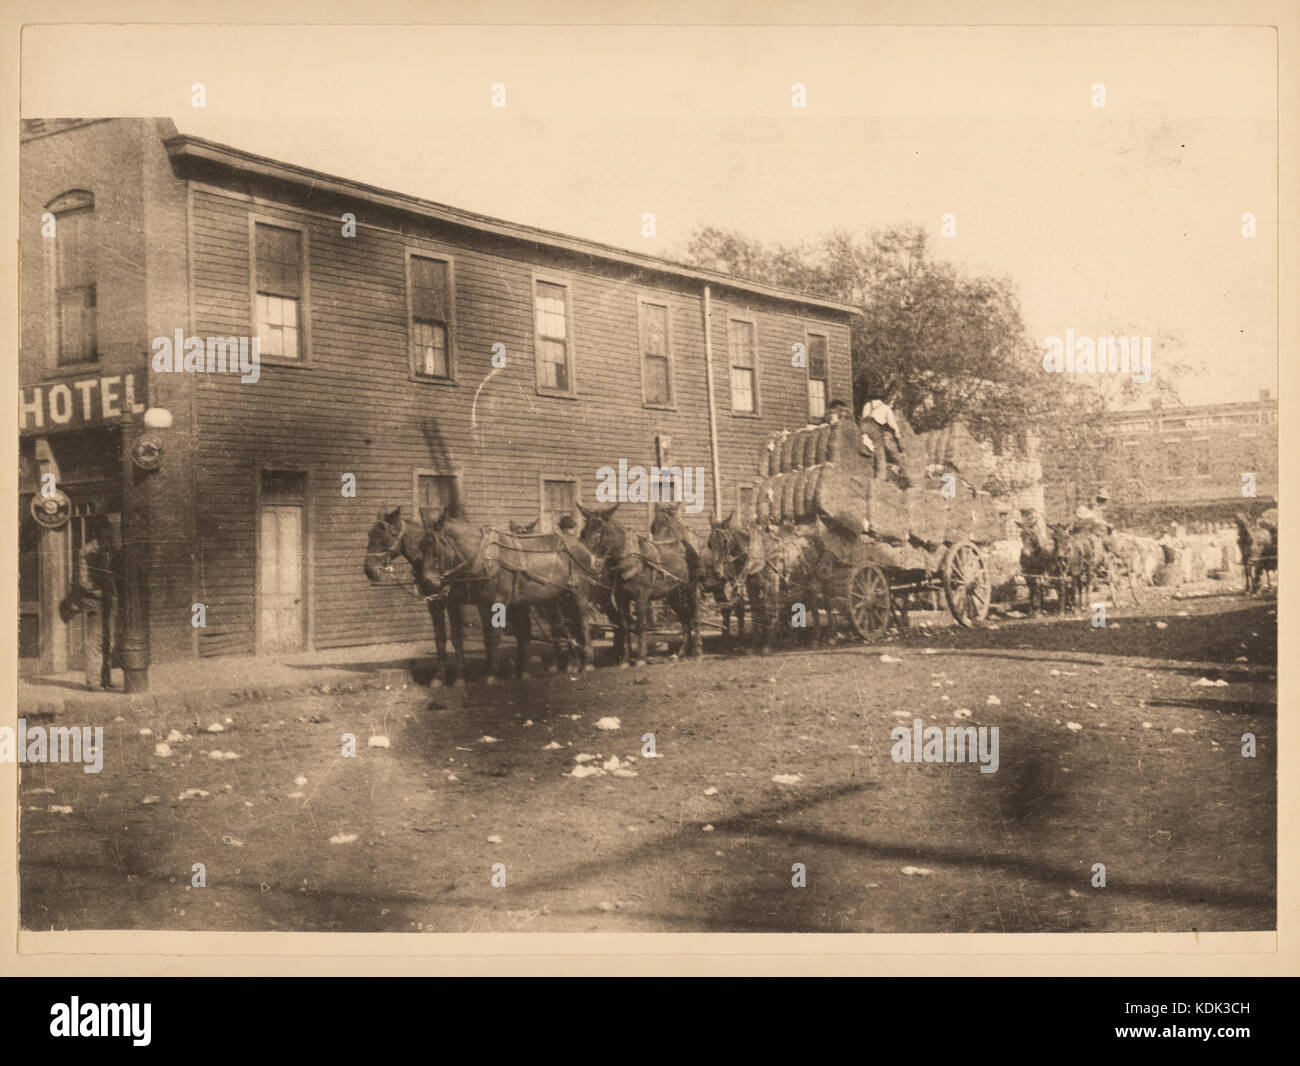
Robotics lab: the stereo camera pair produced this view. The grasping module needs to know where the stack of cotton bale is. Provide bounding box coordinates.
[1134,537,1163,583]
[755,419,910,541]
[917,421,992,494]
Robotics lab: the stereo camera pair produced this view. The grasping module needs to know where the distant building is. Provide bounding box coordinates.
[1043,391,1278,531]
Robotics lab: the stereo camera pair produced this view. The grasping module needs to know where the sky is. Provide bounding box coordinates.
[23,23,1279,408]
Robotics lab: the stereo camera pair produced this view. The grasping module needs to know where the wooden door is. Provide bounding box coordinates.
[258,503,304,652]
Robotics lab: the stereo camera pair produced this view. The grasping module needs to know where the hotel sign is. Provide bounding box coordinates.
[19,372,147,433]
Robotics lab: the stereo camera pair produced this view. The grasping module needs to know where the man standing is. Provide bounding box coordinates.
[859,399,907,486]
[77,515,118,690]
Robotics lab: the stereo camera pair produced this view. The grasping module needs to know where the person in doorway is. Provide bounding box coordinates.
[77,514,118,690]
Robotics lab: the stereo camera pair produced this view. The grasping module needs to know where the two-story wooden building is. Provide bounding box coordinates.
[19,117,855,677]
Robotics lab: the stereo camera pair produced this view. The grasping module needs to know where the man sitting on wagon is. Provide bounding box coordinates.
[1072,486,1114,536]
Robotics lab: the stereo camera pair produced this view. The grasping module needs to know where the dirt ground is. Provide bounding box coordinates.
[19,586,1276,933]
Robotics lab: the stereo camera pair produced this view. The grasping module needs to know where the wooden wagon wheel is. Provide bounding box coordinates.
[846,563,892,640]
[942,540,990,627]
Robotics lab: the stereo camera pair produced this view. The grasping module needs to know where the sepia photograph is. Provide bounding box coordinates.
[9,15,1281,949]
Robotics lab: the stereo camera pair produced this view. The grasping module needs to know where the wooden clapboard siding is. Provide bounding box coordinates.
[188,182,851,654]
[709,295,853,516]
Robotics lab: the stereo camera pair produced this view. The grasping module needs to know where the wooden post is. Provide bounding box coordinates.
[119,423,151,693]
[702,285,723,517]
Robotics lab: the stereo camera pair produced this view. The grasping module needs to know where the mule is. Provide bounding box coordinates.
[699,511,785,654]
[363,505,467,687]
[774,522,842,644]
[418,509,597,683]
[1017,510,1064,616]
[1058,525,1105,613]
[579,501,701,666]
[1235,511,1278,593]
[649,504,746,643]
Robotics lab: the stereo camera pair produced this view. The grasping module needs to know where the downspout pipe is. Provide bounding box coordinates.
[702,285,723,517]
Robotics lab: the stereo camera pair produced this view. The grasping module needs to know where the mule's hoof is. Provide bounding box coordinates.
[619,661,630,670]
[546,664,559,675]
[582,662,595,674]
[429,677,444,688]
[635,659,648,668]
[453,679,465,688]
[484,676,497,686]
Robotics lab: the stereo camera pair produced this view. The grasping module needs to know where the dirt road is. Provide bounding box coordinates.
[19,589,1276,933]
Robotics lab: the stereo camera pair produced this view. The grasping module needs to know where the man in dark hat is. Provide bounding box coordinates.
[822,398,852,424]
[76,515,118,690]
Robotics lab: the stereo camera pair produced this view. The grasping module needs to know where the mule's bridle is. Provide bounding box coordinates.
[367,520,445,602]
[710,526,749,580]
[364,519,405,576]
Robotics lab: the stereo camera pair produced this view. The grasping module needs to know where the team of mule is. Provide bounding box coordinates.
[362,499,867,683]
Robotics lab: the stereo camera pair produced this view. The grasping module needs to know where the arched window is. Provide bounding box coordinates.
[47,190,96,365]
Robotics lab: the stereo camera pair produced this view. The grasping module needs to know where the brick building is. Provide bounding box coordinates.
[1042,391,1278,531]
[18,118,855,677]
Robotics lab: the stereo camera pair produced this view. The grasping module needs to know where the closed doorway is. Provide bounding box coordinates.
[258,471,307,653]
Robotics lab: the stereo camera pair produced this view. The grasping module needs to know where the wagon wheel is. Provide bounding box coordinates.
[943,540,990,627]
[846,563,892,640]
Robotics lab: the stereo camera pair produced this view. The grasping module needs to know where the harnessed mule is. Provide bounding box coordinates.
[700,512,784,654]
[363,505,466,687]
[418,509,598,683]
[1016,509,1067,616]
[579,502,702,667]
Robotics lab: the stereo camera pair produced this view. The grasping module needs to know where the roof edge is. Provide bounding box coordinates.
[163,133,860,316]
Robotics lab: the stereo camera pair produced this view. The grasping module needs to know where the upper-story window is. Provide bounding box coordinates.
[253,221,306,361]
[728,317,757,413]
[639,300,672,407]
[48,190,96,366]
[416,471,460,519]
[407,253,454,381]
[534,277,574,395]
[806,331,829,419]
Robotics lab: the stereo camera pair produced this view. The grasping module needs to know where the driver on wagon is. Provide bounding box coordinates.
[1074,487,1113,535]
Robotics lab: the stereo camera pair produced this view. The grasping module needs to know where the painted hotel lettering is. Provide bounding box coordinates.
[18,373,146,431]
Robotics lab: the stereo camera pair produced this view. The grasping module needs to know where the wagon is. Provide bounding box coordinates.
[820,523,992,639]
[1093,539,1146,607]
[755,416,998,642]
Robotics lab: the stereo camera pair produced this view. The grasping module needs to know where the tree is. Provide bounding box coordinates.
[680,224,1193,518]
[682,224,1044,436]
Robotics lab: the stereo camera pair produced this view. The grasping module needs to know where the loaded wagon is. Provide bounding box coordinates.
[754,414,1001,639]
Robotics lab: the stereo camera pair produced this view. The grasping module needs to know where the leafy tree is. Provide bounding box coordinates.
[683,225,1045,437]
[680,223,1193,518]
[681,224,1196,520]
